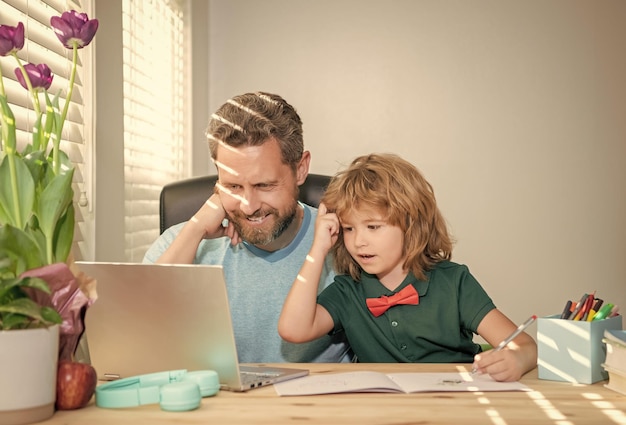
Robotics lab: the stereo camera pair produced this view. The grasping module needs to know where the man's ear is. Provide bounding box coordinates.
[213,163,221,194]
[295,151,311,186]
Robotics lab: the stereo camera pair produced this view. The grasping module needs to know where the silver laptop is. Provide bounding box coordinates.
[76,261,309,391]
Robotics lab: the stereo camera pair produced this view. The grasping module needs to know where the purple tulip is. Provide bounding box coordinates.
[0,22,25,56]
[15,63,54,91]
[50,10,99,49]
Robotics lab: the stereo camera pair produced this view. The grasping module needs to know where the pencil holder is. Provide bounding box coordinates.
[537,314,622,384]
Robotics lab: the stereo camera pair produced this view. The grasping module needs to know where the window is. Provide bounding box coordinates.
[122,0,189,261]
[1,0,95,261]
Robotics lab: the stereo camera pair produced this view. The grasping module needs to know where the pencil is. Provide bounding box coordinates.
[471,315,537,374]
[492,315,537,351]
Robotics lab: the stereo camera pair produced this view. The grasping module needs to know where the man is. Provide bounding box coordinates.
[144,91,351,363]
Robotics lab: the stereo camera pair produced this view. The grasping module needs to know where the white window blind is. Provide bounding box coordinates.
[122,0,188,262]
[0,0,94,261]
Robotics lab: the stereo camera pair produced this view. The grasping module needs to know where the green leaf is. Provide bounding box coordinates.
[36,169,74,244]
[56,148,74,176]
[40,306,62,324]
[0,298,47,323]
[0,189,11,223]
[0,298,60,330]
[22,150,48,191]
[42,91,56,153]
[1,313,30,330]
[0,155,35,229]
[0,225,46,273]
[53,204,75,263]
[0,276,51,300]
[0,94,17,152]
[31,114,44,152]
[0,277,61,330]
[0,277,22,303]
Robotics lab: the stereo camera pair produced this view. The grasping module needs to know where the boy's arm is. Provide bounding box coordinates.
[473,309,538,382]
[278,204,336,342]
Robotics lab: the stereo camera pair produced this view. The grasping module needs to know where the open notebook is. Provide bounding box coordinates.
[77,262,308,391]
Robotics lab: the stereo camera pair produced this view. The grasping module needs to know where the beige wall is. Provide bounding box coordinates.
[207,0,626,336]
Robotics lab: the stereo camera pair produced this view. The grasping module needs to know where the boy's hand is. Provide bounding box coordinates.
[311,203,340,254]
[472,348,524,382]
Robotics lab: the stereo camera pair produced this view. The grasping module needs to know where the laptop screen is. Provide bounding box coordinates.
[77,262,241,383]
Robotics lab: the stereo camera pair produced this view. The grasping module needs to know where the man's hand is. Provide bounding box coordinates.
[192,193,242,245]
[156,193,243,264]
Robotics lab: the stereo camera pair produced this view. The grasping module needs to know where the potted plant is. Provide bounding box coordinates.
[0,10,99,425]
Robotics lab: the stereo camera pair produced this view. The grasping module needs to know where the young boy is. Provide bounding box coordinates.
[279,153,537,382]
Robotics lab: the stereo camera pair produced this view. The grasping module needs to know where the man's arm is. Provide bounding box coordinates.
[156,193,240,264]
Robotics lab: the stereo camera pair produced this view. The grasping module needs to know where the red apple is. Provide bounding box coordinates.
[56,360,97,410]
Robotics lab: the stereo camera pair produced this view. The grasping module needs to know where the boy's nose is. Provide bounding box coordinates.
[354,231,367,247]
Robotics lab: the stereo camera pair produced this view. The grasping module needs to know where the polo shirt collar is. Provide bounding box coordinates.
[360,270,431,298]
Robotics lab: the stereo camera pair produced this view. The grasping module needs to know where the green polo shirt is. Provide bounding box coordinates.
[317,261,495,363]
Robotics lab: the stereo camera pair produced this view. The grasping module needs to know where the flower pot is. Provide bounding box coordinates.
[0,324,59,425]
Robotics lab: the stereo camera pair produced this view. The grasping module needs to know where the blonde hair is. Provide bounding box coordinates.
[322,153,453,281]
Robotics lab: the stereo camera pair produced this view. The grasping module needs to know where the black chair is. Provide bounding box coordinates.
[159,173,331,234]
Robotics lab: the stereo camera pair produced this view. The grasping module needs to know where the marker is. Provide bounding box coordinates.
[592,298,604,312]
[559,300,572,319]
[472,315,537,374]
[580,294,595,321]
[568,293,589,320]
[592,303,614,321]
[586,298,604,321]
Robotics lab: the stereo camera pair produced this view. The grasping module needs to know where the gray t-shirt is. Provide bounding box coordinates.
[143,202,351,363]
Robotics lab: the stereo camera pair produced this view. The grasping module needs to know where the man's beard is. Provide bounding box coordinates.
[228,204,297,246]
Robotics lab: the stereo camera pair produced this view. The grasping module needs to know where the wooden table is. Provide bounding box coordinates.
[42,363,626,425]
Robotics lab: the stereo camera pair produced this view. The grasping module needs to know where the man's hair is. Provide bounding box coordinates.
[322,153,453,281]
[206,92,304,171]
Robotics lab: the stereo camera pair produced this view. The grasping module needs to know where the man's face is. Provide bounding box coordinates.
[215,138,306,251]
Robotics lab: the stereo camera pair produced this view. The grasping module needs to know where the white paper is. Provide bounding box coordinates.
[274,371,530,396]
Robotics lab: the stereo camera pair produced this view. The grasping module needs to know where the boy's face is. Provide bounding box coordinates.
[340,206,406,289]
[215,138,307,251]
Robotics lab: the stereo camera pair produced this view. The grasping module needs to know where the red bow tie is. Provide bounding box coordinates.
[366,285,419,317]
